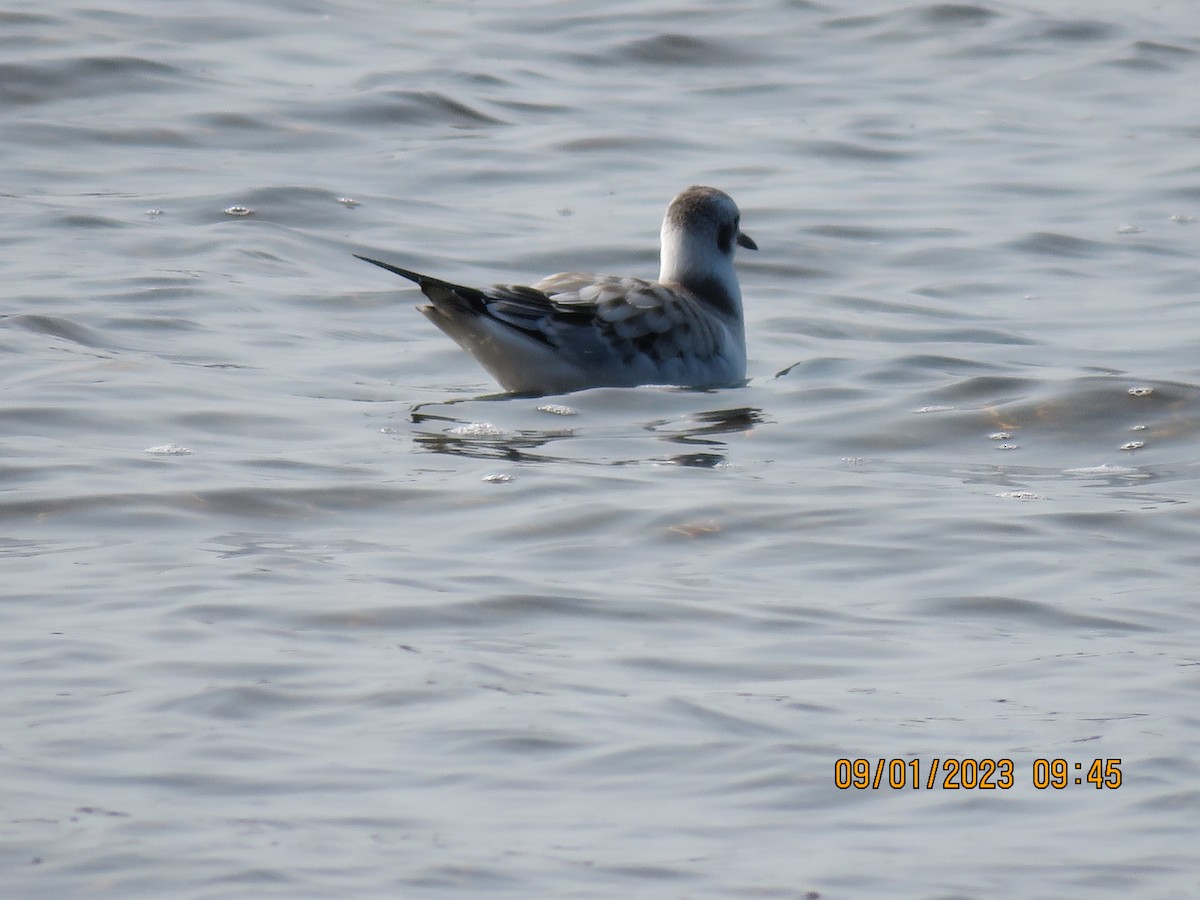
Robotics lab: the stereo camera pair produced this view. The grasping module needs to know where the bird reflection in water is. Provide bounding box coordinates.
[408,401,766,467]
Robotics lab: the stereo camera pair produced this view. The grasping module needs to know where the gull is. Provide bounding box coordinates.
[354,185,756,395]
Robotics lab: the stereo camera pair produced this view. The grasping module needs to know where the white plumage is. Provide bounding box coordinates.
[355,185,756,395]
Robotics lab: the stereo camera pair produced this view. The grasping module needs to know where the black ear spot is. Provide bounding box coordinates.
[717,221,736,254]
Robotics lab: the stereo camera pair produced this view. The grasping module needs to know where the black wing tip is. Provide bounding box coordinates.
[353,253,425,285]
[357,254,493,313]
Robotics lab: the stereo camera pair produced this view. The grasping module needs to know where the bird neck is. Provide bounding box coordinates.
[659,226,743,320]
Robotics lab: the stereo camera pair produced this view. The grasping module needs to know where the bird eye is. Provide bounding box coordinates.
[717,222,735,254]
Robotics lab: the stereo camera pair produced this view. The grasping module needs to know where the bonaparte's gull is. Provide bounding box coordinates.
[355,185,756,395]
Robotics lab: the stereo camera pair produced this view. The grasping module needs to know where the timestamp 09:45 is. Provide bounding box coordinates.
[833,757,1123,790]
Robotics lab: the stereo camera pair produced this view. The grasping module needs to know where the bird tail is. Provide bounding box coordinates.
[353,254,425,285]
[354,254,489,314]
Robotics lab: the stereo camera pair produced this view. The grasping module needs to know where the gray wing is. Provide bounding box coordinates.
[354,254,726,370]
[498,273,726,366]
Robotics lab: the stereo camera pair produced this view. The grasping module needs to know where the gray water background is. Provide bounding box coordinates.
[3,0,1200,896]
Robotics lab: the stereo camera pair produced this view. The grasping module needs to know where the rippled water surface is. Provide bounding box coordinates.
[4,1,1200,897]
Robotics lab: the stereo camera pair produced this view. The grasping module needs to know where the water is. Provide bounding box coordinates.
[3,1,1200,896]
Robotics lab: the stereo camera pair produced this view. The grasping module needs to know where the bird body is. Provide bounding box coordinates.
[356,185,755,395]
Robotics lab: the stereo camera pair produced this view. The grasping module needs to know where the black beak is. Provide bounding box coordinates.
[737,231,758,251]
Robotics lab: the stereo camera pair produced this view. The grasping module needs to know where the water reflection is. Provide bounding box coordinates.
[408,399,766,466]
[644,406,767,446]
[413,423,578,463]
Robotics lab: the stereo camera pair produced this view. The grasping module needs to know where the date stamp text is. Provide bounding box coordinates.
[833,758,1122,790]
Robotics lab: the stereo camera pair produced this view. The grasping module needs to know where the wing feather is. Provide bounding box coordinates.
[357,255,740,387]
